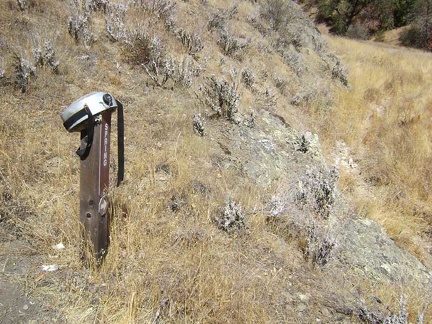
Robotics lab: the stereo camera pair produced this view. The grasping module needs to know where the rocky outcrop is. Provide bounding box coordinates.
[337,217,431,285]
[207,107,431,287]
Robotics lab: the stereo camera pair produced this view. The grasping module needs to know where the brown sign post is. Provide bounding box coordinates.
[79,111,111,260]
[61,92,124,263]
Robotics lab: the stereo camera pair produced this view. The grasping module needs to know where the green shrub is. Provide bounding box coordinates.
[400,25,424,48]
[346,23,369,40]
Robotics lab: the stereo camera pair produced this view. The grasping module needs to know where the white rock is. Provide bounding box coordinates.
[52,242,65,250]
[41,264,59,272]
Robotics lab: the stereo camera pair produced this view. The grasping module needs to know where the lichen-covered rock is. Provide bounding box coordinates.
[207,106,431,285]
[294,131,322,158]
[333,140,359,172]
[336,218,431,285]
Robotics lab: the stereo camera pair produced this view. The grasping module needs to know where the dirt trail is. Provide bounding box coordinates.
[0,230,63,323]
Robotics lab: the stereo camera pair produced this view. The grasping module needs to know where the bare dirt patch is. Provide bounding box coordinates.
[0,228,64,323]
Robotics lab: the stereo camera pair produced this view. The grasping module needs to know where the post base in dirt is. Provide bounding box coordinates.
[79,111,112,264]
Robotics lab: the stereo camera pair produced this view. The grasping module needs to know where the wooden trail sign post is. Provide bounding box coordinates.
[61,92,124,263]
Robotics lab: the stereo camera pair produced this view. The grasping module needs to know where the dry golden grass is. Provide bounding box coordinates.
[314,36,432,265]
[1,1,431,323]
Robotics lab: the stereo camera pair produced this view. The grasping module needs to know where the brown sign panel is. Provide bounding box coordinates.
[79,111,112,262]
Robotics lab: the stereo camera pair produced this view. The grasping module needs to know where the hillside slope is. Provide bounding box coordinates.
[0,0,430,322]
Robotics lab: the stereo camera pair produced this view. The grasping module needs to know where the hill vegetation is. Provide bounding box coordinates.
[301,0,432,50]
[0,0,431,323]
[313,36,432,265]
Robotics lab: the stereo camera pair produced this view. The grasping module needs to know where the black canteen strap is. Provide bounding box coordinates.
[116,100,124,187]
[76,106,94,160]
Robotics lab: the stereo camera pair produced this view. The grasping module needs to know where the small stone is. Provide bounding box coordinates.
[298,294,310,303]
[23,304,29,310]
[321,308,331,317]
[297,303,307,312]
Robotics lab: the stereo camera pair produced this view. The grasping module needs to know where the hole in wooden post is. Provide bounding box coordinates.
[86,212,92,218]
